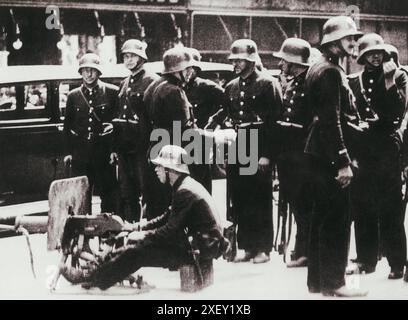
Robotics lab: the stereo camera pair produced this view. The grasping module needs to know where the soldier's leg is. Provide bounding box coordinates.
[118,154,141,222]
[378,158,406,272]
[90,242,189,290]
[318,176,351,291]
[352,164,379,268]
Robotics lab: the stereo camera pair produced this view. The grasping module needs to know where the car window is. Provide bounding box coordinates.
[24,83,47,110]
[59,81,81,120]
[0,86,17,112]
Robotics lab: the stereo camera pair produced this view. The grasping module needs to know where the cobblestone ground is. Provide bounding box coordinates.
[0,180,407,300]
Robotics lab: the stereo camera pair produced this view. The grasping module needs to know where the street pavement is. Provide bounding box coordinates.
[0,180,407,300]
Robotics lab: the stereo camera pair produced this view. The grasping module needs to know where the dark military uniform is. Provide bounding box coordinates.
[276,70,313,260]
[143,74,195,219]
[114,67,159,222]
[224,68,282,256]
[184,77,225,193]
[64,80,118,213]
[85,175,225,290]
[304,54,360,292]
[348,68,407,271]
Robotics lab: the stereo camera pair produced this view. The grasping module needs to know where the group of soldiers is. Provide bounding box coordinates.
[61,15,408,297]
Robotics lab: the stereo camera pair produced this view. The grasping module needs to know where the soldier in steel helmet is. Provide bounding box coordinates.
[347,33,408,280]
[303,16,368,297]
[143,47,235,219]
[183,47,226,193]
[63,52,118,213]
[60,145,228,290]
[273,38,314,268]
[111,39,160,223]
[220,39,282,264]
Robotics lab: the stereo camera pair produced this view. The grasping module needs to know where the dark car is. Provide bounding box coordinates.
[0,62,234,206]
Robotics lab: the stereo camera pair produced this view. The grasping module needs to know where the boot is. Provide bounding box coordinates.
[253,252,270,264]
[322,285,368,297]
[233,251,254,263]
[287,256,308,268]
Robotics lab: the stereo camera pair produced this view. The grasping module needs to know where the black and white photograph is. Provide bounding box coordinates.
[0,0,407,305]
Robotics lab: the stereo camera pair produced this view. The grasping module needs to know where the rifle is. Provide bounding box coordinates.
[223,163,237,262]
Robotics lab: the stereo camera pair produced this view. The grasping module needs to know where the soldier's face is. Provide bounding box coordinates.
[340,35,357,56]
[365,50,384,67]
[155,165,166,184]
[81,68,99,85]
[123,53,142,70]
[231,59,249,76]
[278,59,291,76]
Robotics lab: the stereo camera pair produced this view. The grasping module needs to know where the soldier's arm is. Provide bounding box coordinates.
[316,68,351,169]
[167,87,193,129]
[143,189,193,245]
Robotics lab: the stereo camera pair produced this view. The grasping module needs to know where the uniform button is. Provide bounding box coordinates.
[368,88,372,93]
[369,79,374,83]
[88,127,91,131]
[123,115,126,119]
[89,118,92,122]
[252,96,256,99]
[301,93,305,97]
[366,107,370,112]
[293,91,296,94]
[286,117,290,122]
[290,100,294,104]
[137,93,140,97]
[240,101,244,106]
[194,104,198,107]
[295,82,298,86]
[89,100,93,104]
[239,111,244,115]
[76,107,80,111]
[287,108,292,112]
[130,79,134,83]
[89,91,92,95]
[367,98,371,102]
[124,105,127,110]
[242,82,246,86]
[240,91,245,97]
[102,106,105,110]
[127,88,131,92]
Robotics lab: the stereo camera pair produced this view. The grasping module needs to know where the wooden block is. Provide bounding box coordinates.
[180,259,213,292]
[47,176,90,251]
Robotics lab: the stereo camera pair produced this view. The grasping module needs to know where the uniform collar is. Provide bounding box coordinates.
[172,174,188,193]
[130,65,145,81]
[82,80,101,96]
[239,68,258,86]
[164,73,184,87]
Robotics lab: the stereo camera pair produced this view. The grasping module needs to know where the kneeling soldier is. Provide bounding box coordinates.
[60,145,228,290]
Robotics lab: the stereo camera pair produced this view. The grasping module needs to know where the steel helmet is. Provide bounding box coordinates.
[228,39,258,62]
[185,47,202,70]
[78,53,102,75]
[321,16,363,46]
[273,38,311,66]
[151,145,190,174]
[121,39,148,60]
[356,33,390,64]
[162,47,195,74]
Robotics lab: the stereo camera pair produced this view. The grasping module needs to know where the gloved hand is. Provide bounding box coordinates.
[109,152,118,165]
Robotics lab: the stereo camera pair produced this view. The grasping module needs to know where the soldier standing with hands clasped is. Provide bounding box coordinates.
[63,53,118,213]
